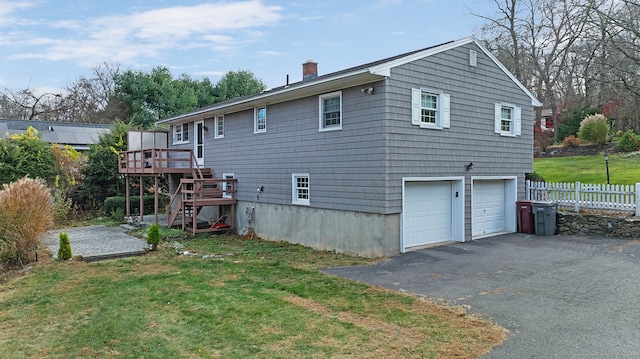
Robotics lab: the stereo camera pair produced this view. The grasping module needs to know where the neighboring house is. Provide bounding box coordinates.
[126,36,542,257]
[0,119,109,151]
[538,109,554,132]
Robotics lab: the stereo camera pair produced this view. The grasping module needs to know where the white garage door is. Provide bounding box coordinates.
[473,180,506,237]
[404,181,452,248]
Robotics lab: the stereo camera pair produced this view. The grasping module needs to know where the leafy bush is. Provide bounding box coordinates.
[526,172,545,182]
[556,104,599,142]
[0,127,55,186]
[617,130,640,152]
[57,232,72,260]
[103,195,166,218]
[0,177,53,267]
[562,135,581,148]
[578,113,609,145]
[147,223,160,245]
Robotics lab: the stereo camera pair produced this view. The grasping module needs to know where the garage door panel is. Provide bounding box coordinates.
[404,181,452,248]
[473,181,506,237]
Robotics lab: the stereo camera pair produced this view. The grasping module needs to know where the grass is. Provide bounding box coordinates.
[0,234,506,359]
[534,151,640,185]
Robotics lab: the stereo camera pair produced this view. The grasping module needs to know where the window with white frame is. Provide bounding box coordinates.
[173,123,189,143]
[254,107,266,133]
[215,115,224,139]
[222,173,234,198]
[319,91,342,131]
[411,89,450,129]
[494,103,521,136]
[292,173,310,205]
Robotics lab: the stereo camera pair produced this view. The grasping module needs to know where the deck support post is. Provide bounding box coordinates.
[139,176,144,223]
[125,175,130,218]
[154,176,159,224]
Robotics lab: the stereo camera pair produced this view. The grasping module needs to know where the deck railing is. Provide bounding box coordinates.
[118,148,203,178]
[526,180,640,215]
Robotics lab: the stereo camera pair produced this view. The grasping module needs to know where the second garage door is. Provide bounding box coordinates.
[472,180,507,237]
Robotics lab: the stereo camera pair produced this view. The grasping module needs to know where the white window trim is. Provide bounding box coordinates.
[222,173,234,199]
[494,103,522,137]
[254,106,267,133]
[215,115,224,139]
[173,123,189,144]
[292,173,310,206]
[319,91,343,132]
[411,88,450,130]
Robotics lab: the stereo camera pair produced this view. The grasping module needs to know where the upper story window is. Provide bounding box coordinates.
[173,123,189,144]
[215,115,224,139]
[254,106,266,133]
[319,91,342,131]
[411,89,450,129]
[494,103,521,137]
[292,173,310,206]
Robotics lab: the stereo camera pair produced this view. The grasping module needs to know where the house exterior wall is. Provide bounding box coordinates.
[383,43,533,239]
[204,83,389,214]
[164,41,535,255]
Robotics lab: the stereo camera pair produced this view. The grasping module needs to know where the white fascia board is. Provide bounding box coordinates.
[369,36,543,108]
[158,69,377,125]
[369,36,476,76]
[471,39,543,107]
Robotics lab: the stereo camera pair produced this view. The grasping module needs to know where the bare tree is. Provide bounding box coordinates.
[0,88,61,120]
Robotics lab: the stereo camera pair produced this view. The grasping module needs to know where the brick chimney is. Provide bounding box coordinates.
[302,60,318,81]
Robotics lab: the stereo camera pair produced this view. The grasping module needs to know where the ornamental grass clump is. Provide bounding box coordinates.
[0,177,53,267]
[578,113,609,145]
[57,232,72,260]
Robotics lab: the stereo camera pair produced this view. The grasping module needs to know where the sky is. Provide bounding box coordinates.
[0,0,496,95]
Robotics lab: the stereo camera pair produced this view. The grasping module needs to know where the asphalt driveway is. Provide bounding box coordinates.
[323,233,640,358]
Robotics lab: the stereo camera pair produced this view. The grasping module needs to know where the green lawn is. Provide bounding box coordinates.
[0,235,505,359]
[534,152,640,185]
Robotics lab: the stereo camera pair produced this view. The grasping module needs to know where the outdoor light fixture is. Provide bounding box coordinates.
[604,152,610,184]
[465,162,474,171]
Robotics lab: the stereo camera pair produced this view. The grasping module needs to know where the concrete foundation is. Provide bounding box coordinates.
[237,201,400,257]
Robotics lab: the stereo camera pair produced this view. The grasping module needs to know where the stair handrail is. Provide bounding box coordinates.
[190,150,204,179]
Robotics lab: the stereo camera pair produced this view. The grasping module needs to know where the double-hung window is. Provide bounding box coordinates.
[215,115,224,139]
[222,173,234,198]
[319,91,342,131]
[292,173,310,205]
[411,89,450,129]
[173,123,189,144]
[494,103,521,137]
[254,106,266,133]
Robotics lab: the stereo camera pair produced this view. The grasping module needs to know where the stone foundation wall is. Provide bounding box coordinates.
[557,211,640,238]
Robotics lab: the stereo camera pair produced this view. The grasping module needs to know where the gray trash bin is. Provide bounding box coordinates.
[532,201,557,236]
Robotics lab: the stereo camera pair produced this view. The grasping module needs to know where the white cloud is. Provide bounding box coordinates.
[257,50,282,56]
[8,1,284,66]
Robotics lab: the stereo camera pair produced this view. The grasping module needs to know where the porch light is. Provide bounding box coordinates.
[465,162,474,171]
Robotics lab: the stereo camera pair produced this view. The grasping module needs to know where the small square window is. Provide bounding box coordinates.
[292,173,310,205]
[494,103,521,136]
[411,89,450,129]
[173,123,189,144]
[222,173,234,198]
[319,91,342,131]
[255,107,266,133]
[215,116,224,139]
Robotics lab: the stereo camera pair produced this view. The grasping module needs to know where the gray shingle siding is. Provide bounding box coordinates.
[170,41,534,219]
[383,43,533,214]
[204,83,388,214]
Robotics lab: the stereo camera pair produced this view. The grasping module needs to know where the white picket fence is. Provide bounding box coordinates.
[526,180,640,216]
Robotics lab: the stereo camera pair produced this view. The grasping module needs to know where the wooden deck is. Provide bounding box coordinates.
[119,147,237,235]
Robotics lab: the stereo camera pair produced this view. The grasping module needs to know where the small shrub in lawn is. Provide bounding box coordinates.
[57,232,72,260]
[562,135,581,148]
[618,130,640,152]
[578,113,609,145]
[0,177,53,267]
[147,223,160,250]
